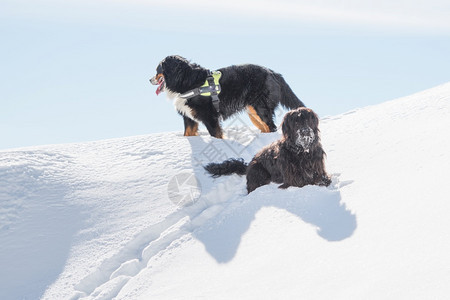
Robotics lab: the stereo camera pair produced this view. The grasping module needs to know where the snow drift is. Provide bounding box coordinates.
[1,83,449,299]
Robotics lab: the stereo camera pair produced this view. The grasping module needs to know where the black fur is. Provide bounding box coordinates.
[204,107,331,193]
[150,55,305,138]
[204,158,247,178]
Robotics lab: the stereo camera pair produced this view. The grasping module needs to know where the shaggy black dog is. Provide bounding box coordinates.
[204,107,331,193]
[150,55,304,138]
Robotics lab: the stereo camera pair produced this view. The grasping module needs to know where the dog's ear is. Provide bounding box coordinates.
[309,109,320,135]
[311,110,319,129]
[281,111,295,143]
[161,56,184,77]
[160,56,191,88]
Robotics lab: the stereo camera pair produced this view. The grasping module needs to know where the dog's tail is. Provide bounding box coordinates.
[204,158,248,178]
[273,73,305,109]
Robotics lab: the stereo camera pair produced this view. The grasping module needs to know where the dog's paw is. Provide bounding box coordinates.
[278,183,291,189]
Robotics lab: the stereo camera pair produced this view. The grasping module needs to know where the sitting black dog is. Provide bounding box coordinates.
[204,107,331,193]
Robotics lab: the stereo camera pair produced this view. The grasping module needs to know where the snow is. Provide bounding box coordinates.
[1,82,450,299]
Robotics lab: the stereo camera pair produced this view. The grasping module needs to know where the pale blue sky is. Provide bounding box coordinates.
[1,0,449,150]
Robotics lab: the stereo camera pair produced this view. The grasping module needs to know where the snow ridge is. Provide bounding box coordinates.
[1,82,450,300]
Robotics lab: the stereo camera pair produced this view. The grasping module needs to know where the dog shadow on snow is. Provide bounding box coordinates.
[194,182,356,264]
[186,136,357,264]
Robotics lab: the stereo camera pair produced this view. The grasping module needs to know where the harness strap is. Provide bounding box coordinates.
[179,70,222,113]
[207,76,221,113]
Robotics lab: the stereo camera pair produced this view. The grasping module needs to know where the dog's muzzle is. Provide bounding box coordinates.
[295,126,315,152]
[150,76,158,85]
[150,75,165,95]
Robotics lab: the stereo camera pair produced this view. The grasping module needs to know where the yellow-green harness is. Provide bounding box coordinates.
[179,70,222,112]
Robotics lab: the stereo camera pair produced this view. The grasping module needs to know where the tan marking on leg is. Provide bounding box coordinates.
[247,105,270,133]
[215,127,223,139]
[184,123,199,136]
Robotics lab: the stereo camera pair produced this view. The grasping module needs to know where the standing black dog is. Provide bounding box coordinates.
[204,107,331,193]
[150,55,305,138]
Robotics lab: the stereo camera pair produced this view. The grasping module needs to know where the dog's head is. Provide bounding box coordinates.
[149,55,205,95]
[281,107,320,152]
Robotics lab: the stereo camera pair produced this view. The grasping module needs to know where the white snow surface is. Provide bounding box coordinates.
[1,83,450,300]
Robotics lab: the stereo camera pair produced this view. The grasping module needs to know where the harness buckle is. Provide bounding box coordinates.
[211,94,220,113]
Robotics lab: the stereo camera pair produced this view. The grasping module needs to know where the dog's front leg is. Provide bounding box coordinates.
[183,116,199,136]
[203,118,223,139]
[280,158,305,188]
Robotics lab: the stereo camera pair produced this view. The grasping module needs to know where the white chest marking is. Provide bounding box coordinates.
[166,89,199,121]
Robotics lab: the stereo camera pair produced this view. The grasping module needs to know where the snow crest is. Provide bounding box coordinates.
[1,82,450,299]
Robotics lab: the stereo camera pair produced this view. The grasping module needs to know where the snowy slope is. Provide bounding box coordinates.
[1,83,449,299]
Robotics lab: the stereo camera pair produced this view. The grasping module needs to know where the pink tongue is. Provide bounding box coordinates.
[156,81,163,95]
[155,79,164,96]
